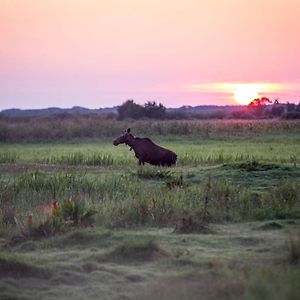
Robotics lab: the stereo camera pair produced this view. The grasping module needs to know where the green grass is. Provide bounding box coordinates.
[0,132,299,230]
[0,152,18,163]
[1,133,300,166]
[0,120,300,299]
[0,164,299,230]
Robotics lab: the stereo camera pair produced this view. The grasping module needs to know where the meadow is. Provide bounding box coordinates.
[0,119,300,300]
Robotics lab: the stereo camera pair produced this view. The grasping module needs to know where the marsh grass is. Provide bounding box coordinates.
[132,167,174,180]
[1,119,300,142]
[2,130,300,167]
[0,120,300,300]
[59,197,98,226]
[0,152,18,163]
[3,197,98,241]
[42,152,115,166]
[242,266,300,300]
[1,169,299,234]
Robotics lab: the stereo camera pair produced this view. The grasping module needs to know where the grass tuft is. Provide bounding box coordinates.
[132,167,174,180]
[255,222,284,231]
[0,256,51,279]
[108,239,168,261]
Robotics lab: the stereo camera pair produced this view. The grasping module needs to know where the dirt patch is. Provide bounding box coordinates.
[0,257,51,279]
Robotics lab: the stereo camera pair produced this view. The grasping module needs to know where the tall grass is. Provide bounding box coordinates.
[0,153,18,163]
[1,118,300,142]
[1,171,299,230]
[42,152,115,166]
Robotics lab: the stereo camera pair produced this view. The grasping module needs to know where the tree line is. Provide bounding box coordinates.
[117,98,300,120]
[247,97,300,119]
[117,100,167,120]
[1,98,299,122]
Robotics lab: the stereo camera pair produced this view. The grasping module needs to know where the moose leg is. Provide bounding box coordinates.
[138,160,145,165]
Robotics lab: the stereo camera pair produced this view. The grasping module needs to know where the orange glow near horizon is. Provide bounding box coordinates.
[226,83,276,105]
[224,83,282,105]
[188,82,285,105]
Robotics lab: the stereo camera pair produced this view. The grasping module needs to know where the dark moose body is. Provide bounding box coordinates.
[113,128,177,166]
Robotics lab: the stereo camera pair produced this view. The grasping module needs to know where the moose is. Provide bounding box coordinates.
[113,128,177,166]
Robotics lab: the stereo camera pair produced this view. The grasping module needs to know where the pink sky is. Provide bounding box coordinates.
[0,0,299,110]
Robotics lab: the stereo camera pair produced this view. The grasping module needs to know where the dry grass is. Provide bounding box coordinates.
[1,118,300,142]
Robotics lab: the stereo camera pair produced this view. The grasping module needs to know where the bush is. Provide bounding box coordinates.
[282,111,300,119]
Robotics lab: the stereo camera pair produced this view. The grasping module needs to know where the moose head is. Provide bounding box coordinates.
[113,128,134,146]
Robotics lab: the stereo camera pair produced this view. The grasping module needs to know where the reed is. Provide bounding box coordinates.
[1,118,300,142]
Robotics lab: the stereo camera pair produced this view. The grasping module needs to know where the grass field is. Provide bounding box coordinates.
[0,120,300,299]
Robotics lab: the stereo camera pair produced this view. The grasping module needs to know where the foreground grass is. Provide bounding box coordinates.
[1,164,299,231]
[0,222,299,300]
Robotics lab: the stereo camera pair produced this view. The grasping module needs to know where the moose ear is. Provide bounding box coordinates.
[127,128,131,133]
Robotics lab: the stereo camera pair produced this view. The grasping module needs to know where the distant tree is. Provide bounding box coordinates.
[271,99,285,117]
[286,102,296,112]
[117,100,167,120]
[282,101,300,119]
[247,97,272,117]
[144,101,166,119]
[248,97,272,107]
[117,100,144,120]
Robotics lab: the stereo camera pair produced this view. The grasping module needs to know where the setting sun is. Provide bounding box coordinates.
[188,82,282,106]
[233,84,260,105]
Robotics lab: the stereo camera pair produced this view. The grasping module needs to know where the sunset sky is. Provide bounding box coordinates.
[1,0,299,110]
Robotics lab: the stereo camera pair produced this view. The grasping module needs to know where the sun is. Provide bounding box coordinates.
[233,84,260,105]
[187,82,280,105]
